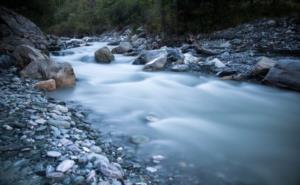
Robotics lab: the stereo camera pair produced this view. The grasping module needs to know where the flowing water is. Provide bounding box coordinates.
[50,42,300,185]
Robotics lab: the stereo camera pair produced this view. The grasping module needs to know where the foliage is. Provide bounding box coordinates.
[1,0,300,36]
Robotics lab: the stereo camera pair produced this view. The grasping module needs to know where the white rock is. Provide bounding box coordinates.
[86,170,96,181]
[56,159,75,172]
[184,53,198,64]
[90,145,102,153]
[3,125,13,131]
[146,166,158,173]
[55,105,68,113]
[47,151,62,158]
[208,58,226,68]
[35,118,46,124]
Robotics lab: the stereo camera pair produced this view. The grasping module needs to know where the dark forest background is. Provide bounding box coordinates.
[1,0,300,36]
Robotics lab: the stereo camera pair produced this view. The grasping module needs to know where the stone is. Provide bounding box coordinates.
[207,58,226,68]
[48,62,76,88]
[49,120,71,129]
[143,54,168,71]
[95,47,114,63]
[146,166,158,173]
[3,124,13,131]
[133,49,168,65]
[184,53,198,64]
[252,57,277,76]
[16,45,52,78]
[34,79,56,91]
[112,42,133,54]
[47,151,62,158]
[171,64,189,72]
[46,172,64,179]
[56,160,75,172]
[73,176,85,185]
[263,60,300,91]
[99,162,124,179]
[87,153,109,165]
[86,170,96,181]
[55,105,69,113]
[90,146,102,153]
[0,6,48,54]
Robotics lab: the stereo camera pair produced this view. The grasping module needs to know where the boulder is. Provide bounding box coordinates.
[263,60,300,91]
[133,49,168,65]
[251,57,277,76]
[17,45,53,79]
[143,54,168,71]
[13,45,50,69]
[112,42,133,54]
[48,62,76,88]
[34,79,56,91]
[0,6,48,53]
[15,45,75,88]
[95,47,114,63]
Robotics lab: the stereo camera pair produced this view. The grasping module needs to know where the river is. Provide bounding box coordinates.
[50,42,300,185]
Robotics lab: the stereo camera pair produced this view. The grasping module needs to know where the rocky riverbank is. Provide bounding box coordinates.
[0,67,171,185]
[49,15,300,92]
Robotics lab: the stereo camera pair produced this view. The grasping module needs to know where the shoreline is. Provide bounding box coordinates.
[0,67,166,185]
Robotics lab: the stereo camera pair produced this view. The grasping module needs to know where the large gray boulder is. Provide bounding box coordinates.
[0,6,48,54]
[263,60,300,91]
[95,47,114,63]
[112,42,133,54]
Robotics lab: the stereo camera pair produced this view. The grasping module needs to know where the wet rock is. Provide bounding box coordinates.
[263,60,300,91]
[3,124,13,131]
[48,62,76,88]
[15,45,52,77]
[56,160,75,172]
[251,57,277,77]
[46,171,64,179]
[47,151,62,158]
[34,79,56,91]
[207,58,226,68]
[194,45,221,56]
[55,105,69,113]
[146,166,158,173]
[49,120,71,129]
[95,47,114,63]
[112,42,133,54]
[183,53,199,64]
[133,49,168,65]
[99,162,124,179]
[143,54,168,71]
[171,64,189,72]
[90,145,102,153]
[86,170,96,182]
[73,175,85,185]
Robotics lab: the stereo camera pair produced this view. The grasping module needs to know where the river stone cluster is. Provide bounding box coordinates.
[0,67,164,185]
